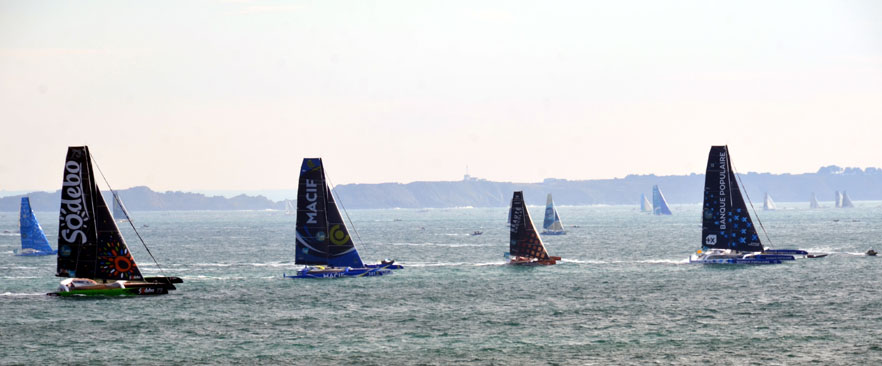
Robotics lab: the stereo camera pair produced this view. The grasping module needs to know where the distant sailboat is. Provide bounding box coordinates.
[284,158,402,279]
[53,146,182,296]
[112,192,132,223]
[841,191,855,208]
[284,199,295,215]
[652,185,672,215]
[14,197,56,256]
[809,193,820,209]
[507,191,560,266]
[835,191,842,208]
[763,192,776,211]
[690,146,805,264]
[541,193,566,235]
[640,193,652,212]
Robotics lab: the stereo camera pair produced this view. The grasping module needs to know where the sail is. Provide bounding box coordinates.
[56,146,143,280]
[20,197,54,253]
[640,193,652,212]
[841,191,855,208]
[509,191,550,260]
[294,158,364,268]
[835,191,842,208]
[285,200,295,215]
[763,193,776,211]
[809,193,820,209]
[652,185,672,215]
[542,193,564,232]
[701,145,763,252]
[112,192,132,223]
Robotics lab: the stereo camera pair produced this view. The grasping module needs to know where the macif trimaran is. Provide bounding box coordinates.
[690,145,816,264]
[284,158,402,279]
[506,191,561,266]
[53,146,182,296]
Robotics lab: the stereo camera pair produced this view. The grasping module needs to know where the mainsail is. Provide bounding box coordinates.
[19,197,55,254]
[809,193,820,209]
[294,158,365,268]
[701,145,763,252]
[112,192,132,223]
[285,200,295,215]
[652,185,672,215]
[509,191,550,260]
[640,193,652,212]
[835,191,842,208]
[763,193,776,211]
[841,191,855,208]
[56,146,143,280]
[542,193,564,232]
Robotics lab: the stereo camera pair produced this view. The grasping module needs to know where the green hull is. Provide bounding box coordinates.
[55,288,137,297]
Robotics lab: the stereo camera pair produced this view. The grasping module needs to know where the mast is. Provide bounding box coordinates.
[763,193,776,211]
[841,191,855,208]
[652,185,673,215]
[810,193,820,209]
[542,194,564,231]
[700,146,763,252]
[56,146,143,280]
[509,191,550,260]
[20,197,53,253]
[294,158,364,268]
[640,193,652,212]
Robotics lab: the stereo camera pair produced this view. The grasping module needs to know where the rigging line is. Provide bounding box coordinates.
[727,146,774,248]
[90,153,170,282]
[324,172,372,261]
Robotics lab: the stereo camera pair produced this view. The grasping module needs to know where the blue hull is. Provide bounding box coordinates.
[763,249,809,256]
[691,258,783,265]
[284,266,394,279]
[365,263,404,270]
[541,231,566,236]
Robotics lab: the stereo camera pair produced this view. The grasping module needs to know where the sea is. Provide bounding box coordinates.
[1,203,881,365]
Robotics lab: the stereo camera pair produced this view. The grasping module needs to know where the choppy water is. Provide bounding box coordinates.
[1,203,881,365]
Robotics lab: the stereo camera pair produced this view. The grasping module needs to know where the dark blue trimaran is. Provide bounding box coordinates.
[690,145,809,264]
[284,158,402,279]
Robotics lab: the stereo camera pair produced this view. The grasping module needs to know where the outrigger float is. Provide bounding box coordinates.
[284,158,402,279]
[51,146,182,296]
[690,146,815,265]
[506,191,561,266]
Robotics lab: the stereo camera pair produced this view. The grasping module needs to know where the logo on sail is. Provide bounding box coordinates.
[705,234,717,246]
[59,159,90,245]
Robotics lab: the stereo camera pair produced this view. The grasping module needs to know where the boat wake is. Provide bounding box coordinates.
[0,292,47,297]
[401,261,504,267]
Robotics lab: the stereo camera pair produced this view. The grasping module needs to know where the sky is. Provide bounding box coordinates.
[1,0,880,192]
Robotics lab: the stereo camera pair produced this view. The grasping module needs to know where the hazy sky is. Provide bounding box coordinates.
[1,0,880,191]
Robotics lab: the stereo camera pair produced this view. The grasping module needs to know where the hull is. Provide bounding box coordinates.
[763,249,809,256]
[14,249,57,256]
[284,266,395,279]
[52,278,178,297]
[689,253,793,265]
[690,257,783,265]
[508,256,561,266]
[541,231,566,236]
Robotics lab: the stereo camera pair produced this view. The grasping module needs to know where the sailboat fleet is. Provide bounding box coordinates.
[10,144,868,296]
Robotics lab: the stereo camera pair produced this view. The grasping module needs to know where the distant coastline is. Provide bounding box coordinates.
[2,165,880,211]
